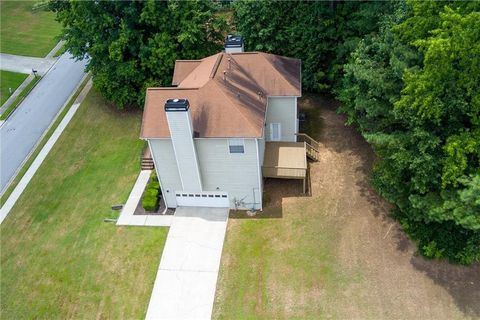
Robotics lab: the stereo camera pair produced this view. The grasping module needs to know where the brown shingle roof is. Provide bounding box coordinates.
[171,60,201,85]
[141,52,301,139]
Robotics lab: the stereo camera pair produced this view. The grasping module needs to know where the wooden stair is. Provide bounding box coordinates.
[296,133,320,161]
[141,146,155,170]
[141,158,154,170]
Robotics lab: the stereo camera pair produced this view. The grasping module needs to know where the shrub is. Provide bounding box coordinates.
[142,172,160,212]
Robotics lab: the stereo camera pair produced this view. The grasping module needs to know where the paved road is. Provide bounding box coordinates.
[1,53,87,192]
[0,53,56,75]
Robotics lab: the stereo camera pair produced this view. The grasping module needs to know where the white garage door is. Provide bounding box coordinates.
[175,192,229,208]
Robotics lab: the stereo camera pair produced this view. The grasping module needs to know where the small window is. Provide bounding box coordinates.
[195,194,200,197]
[176,194,180,196]
[228,138,245,154]
[208,195,214,198]
[182,194,187,197]
[201,195,207,197]
[221,195,227,198]
[215,195,221,198]
[188,194,194,197]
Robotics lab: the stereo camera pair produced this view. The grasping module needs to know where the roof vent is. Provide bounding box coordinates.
[224,35,244,53]
[165,98,189,112]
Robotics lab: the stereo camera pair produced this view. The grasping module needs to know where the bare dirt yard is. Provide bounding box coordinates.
[214,94,480,319]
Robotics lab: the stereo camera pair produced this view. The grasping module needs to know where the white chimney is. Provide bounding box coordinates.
[165,99,202,193]
[224,35,244,53]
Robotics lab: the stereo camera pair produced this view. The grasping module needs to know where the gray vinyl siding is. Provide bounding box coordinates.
[265,97,297,142]
[258,137,265,165]
[166,111,202,192]
[195,138,261,210]
[149,139,182,207]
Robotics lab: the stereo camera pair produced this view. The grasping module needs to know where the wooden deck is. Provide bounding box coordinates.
[262,142,307,179]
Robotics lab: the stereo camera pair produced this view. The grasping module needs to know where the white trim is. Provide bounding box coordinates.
[165,111,203,192]
[167,126,185,191]
[174,191,229,207]
[294,97,298,139]
[255,139,263,210]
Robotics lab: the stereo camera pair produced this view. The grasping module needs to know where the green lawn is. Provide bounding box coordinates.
[213,96,477,319]
[0,70,28,105]
[0,1,62,57]
[0,75,40,120]
[0,89,167,318]
[213,195,347,319]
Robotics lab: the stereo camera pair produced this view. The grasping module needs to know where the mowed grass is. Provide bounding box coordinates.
[0,1,61,57]
[214,95,479,319]
[0,89,167,319]
[0,70,28,105]
[214,192,351,319]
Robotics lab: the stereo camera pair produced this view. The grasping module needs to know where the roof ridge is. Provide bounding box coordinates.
[209,53,223,79]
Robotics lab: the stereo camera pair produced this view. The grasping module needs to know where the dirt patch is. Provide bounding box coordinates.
[300,95,480,319]
[214,94,480,320]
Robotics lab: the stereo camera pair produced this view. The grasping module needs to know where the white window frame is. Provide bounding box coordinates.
[228,138,245,154]
[270,123,281,141]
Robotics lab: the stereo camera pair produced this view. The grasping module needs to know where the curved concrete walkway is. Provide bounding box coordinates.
[146,207,229,319]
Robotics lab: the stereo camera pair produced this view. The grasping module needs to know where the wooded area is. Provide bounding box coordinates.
[51,0,479,264]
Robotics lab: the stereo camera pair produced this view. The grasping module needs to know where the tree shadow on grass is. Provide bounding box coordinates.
[305,92,480,319]
[411,256,480,318]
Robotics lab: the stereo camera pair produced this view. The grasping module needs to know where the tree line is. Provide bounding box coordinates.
[51,0,479,264]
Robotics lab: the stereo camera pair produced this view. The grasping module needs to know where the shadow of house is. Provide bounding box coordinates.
[229,178,307,220]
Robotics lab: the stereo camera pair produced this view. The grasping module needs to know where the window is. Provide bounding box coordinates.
[229,138,245,154]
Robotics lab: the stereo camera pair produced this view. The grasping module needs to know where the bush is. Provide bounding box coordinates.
[142,172,160,212]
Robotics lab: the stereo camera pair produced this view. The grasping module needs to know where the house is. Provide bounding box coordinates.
[140,36,319,210]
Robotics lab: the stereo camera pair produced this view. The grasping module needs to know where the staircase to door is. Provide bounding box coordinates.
[141,146,155,170]
[296,133,320,161]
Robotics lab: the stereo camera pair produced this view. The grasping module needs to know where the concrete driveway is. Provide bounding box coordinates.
[146,207,229,320]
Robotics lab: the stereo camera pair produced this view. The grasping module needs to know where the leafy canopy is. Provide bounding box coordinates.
[338,1,480,264]
[233,0,394,92]
[50,0,224,108]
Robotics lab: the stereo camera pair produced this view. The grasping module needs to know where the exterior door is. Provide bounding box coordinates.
[270,123,281,141]
[175,192,229,207]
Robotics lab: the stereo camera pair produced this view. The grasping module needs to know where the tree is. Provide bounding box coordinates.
[50,0,225,108]
[233,0,394,92]
[338,1,480,264]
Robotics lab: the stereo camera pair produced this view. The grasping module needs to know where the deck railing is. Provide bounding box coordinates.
[295,133,320,161]
[262,166,307,179]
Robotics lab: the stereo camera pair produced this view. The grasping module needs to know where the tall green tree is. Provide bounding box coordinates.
[50,0,224,108]
[338,1,480,264]
[233,0,394,91]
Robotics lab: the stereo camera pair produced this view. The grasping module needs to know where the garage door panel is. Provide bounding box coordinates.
[175,192,229,207]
